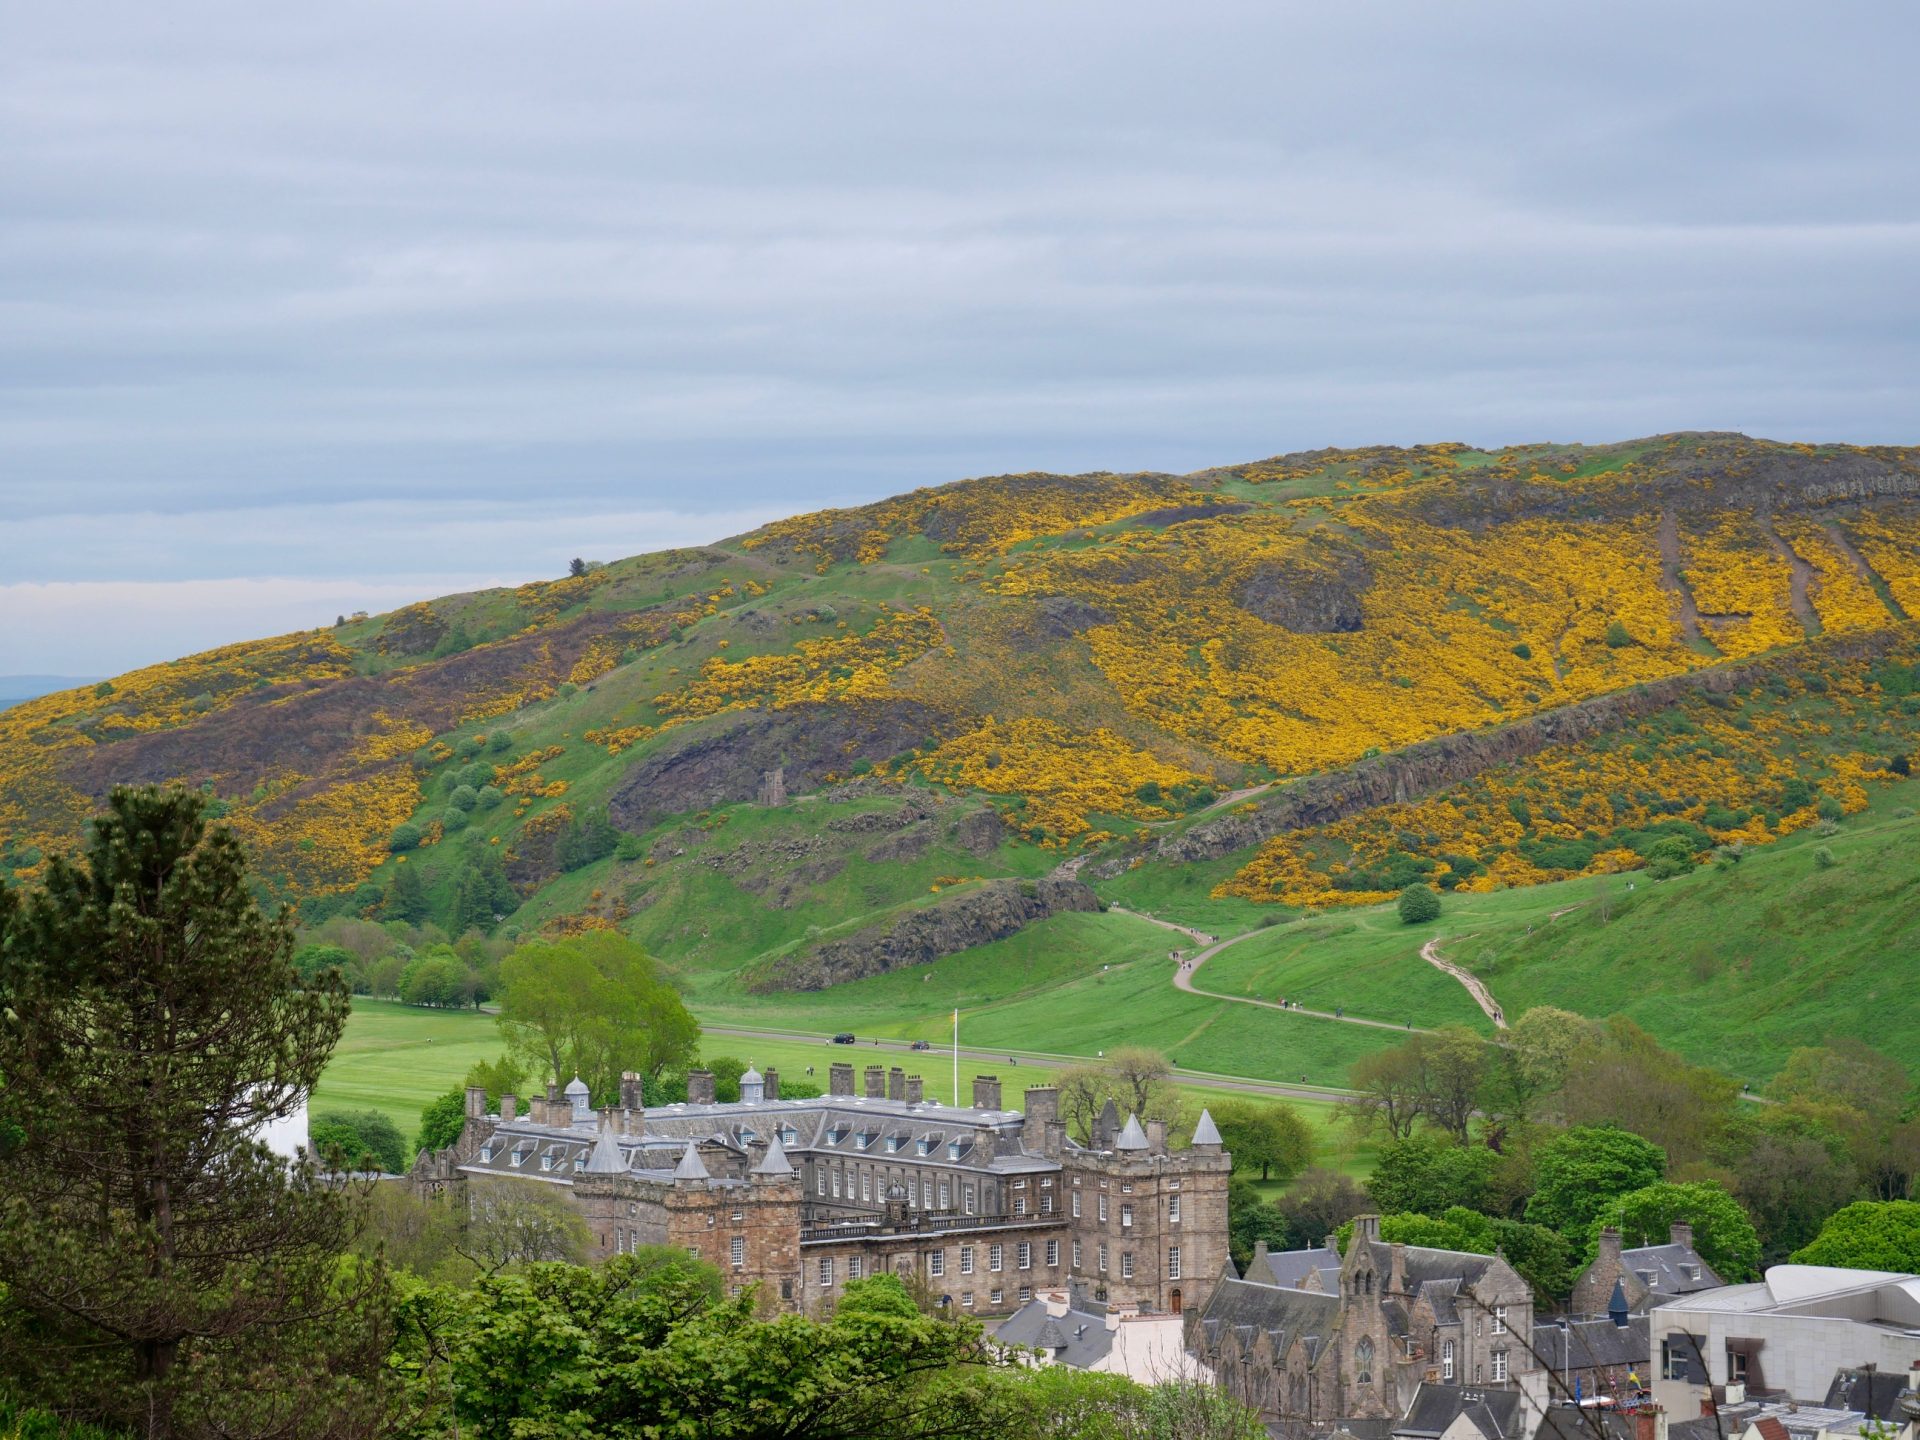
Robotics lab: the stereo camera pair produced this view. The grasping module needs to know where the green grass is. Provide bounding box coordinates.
[315,995,1377,1175]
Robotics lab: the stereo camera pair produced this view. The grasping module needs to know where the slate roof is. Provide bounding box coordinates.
[1824,1368,1918,1422]
[998,1298,1116,1369]
[1531,1315,1649,1373]
[673,1140,710,1180]
[1114,1114,1150,1151]
[751,1132,795,1177]
[1533,1409,1641,1440]
[1620,1242,1721,1300]
[1192,1109,1223,1146]
[1357,1239,1496,1288]
[1193,1276,1340,1366]
[584,1115,629,1174]
[1394,1383,1527,1440]
[1264,1242,1343,1291]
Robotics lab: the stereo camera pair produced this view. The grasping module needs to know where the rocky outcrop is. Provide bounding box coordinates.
[749,876,1100,992]
[1236,542,1373,634]
[1098,631,1905,873]
[607,700,953,834]
[1128,501,1252,528]
[1010,595,1115,648]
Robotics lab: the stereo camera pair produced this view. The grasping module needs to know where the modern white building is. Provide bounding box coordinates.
[1651,1265,1920,1412]
[999,1285,1213,1385]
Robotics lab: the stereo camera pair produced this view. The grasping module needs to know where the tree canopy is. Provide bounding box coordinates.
[1211,1100,1314,1184]
[1525,1125,1666,1236]
[1791,1200,1920,1271]
[1588,1180,1761,1282]
[496,930,699,1098]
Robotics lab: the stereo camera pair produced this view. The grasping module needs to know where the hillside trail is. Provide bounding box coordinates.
[1109,903,1437,1035]
[1418,936,1507,1029]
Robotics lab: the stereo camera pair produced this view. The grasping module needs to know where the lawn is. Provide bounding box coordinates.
[313,997,1377,1177]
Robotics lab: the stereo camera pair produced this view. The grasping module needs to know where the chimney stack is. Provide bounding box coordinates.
[465,1084,487,1121]
[687,1069,716,1106]
[1023,1086,1059,1148]
[620,1071,644,1110]
[1353,1214,1382,1243]
[500,1093,518,1122]
[864,1065,885,1099]
[1670,1221,1695,1252]
[1146,1119,1167,1156]
[763,1067,779,1100]
[888,1066,905,1101]
[829,1062,854,1097]
[972,1075,1001,1110]
[905,1075,924,1105]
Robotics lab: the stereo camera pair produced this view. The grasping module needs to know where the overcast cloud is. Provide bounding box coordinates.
[3,1,1916,673]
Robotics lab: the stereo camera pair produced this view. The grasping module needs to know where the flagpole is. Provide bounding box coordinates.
[952,1008,959,1107]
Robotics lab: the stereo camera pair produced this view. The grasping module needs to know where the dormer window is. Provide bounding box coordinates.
[885,1134,903,1153]
[540,1154,552,1172]
[946,1141,963,1160]
[781,1125,798,1146]
[480,1146,495,1164]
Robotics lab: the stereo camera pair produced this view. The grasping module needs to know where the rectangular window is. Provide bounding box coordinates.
[729,1236,744,1269]
[1728,1349,1749,1384]
[1120,1203,1133,1229]
[989,1244,1003,1272]
[1661,1339,1685,1382]
[1442,1340,1455,1382]
[1017,1242,1032,1270]
[1121,1183,1132,1194]
[1168,1246,1181,1280]
[1492,1306,1507,1335]
[1121,1251,1134,1280]
[832,1169,842,1198]
[687,1246,700,1260]
[960,1245,974,1275]
[1071,1192,1082,1219]
[849,1256,863,1280]
[1072,1240,1082,1269]
[1098,1243,1108,1273]
[1018,1285,1031,1303]
[1013,1179,1026,1189]
[930,1252,944,1278]
[1046,1239,1059,1267]
[1098,1195,1108,1223]
[819,1257,834,1286]
[1041,1192,1053,1214]
[990,1288,1003,1307]
[939,1180,950,1208]
[1168,1195,1180,1223]
[964,1184,976,1215]
[1013,1194,1027,1216]
[962,1292,974,1308]
[817,1170,826,1196]
[861,1172,871,1203]
[1492,1350,1508,1383]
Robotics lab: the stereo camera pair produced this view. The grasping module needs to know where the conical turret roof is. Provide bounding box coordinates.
[673,1140,710,1181]
[1114,1113,1149,1151]
[752,1131,794,1177]
[1191,1108,1223,1147]
[585,1113,627,1174]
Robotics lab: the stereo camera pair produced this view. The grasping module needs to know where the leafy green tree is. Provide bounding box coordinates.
[557,807,620,872]
[1525,1125,1666,1237]
[0,784,390,1438]
[1343,1040,1429,1142]
[416,1090,468,1156]
[1274,1168,1367,1246]
[706,1055,749,1103]
[448,784,480,812]
[1561,1017,1738,1169]
[399,950,467,1007]
[496,931,699,1097]
[1418,1026,1489,1142]
[389,821,423,852]
[1227,1176,1293,1274]
[310,1109,409,1174]
[292,941,354,980]
[451,846,518,934]
[1366,1133,1496,1216]
[385,860,429,924]
[1719,1109,1860,1260]
[1644,835,1697,880]
[1588,1180,1761,1282]
[1336,1207,1573,1302]
[1604,619,1633,648]
[1397,882,1441,925]
[1212,1100,1314,1184]
[1792,1200,1920,1270]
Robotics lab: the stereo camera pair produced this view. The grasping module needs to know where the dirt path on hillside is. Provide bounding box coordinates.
[1111,904,1438,1036]
[1820,520,1909,621]
[1763,518,1822,636]
[1657,509,1706,645]
[1418,936,1507,1029]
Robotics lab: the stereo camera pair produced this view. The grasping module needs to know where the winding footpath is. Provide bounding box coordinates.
[1418,936,1507,1029]
[1107,903,1437,1035]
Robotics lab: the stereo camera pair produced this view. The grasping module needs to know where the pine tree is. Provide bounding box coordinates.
[385,858,429,923]
[0,785,392,1437]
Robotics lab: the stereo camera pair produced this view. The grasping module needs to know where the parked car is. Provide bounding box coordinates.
[909,1039,932,1051]
[832,1032,856,1044]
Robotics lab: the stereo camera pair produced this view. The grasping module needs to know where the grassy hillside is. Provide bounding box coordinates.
[6,433,1920,1093]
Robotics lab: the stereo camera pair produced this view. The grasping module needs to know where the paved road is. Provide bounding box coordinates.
[700,1022,1355,1104]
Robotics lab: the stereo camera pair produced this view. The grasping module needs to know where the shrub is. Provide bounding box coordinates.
[389,821,424,853]
[1604,620,1633,648]
[1644,835,1697,881]
[1814,846,1838,870]
[1397,883,1441,925]
[477,784,504,809]
[441,808,469,832]
[455,735,483,759]
[489,731,514,752]
[1816,794,1845,822]
[309,1109,409,1174]
[1510,642,1532,660]
[1890,753,1911,777]
[449,784,480,812]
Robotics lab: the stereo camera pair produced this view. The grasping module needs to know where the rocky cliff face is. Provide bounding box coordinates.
[607,699,952,835]
[748,875,1100,992]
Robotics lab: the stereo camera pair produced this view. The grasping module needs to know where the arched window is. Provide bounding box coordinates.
[1442,1339,1456,1382]
[1355,1337,1374,1386]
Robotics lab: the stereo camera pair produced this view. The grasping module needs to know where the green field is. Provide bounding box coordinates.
[311,998,1378,1177]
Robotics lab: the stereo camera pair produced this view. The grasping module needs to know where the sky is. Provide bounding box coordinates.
[3,2,1917,676]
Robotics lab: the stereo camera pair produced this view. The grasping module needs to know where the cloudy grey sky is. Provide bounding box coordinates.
[3,2,1916,675]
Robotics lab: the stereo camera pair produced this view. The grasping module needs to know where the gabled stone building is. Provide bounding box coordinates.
[412,1062,1231,1318]
[1189,1217,1537,1435]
